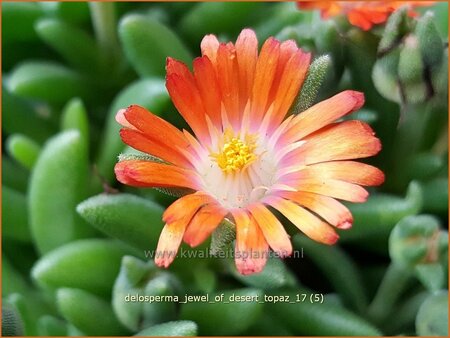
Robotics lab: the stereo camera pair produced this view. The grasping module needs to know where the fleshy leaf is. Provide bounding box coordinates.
[119,14,191,77]
[134,321,198,337]
[29,130,96,254]
[180,288,264,335]
[32,239,134,297]
[57,288,130,336]
[77,193,164,251]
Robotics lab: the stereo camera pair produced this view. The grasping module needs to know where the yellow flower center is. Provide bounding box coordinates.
[212,133,257,173]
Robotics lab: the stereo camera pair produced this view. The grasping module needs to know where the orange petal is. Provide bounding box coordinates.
[232,209,269,275]
[166,73,210,144]
[269,49,311,130]
[266,196,339,245]
[306,161,385,186]
[119,129,191,168]
[247,203,292,257]
[277,191,353,229]
[120,105,188,144]
[183,203,228,247]
[155,220,185,268]
[235,28,258,111]
[251,37,280,124]
[216,43,240,129]
[115,160,199,190]
[283,175,369,203]
[284,120,381,165]
[166,57,194,82]
[193,56,222,127]
[163,192,215,224]
[200,34,220,65]
[267,40,299,105]
[347,10,374,30]
[282,90,365,144]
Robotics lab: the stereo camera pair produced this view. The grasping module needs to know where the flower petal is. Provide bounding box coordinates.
[216,42,240,129]
[200,34,220,64]
[235,28,258,111]
[276,191,353,229]
[281,90,365,144]
[347,10,374,30]
[283,120,381,165]
[120,129,191,168]
[251,37,280,126]
[266,196,339,245]
[115,160,200,190]
[183,203,228,247]
[156,193,209,268]
[232,209,269,275]
[166,61,210,143]
[269,49,311,132]
[154,220,185,268]
[247,203,292,257]
[163,192,215,224]
[306,161,385,186]
[193,56,222,127]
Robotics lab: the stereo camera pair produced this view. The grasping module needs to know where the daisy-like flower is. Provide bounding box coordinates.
[297,1,434,31]
[115,28,384,275]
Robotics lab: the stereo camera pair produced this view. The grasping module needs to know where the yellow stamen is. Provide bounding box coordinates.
[211,132,257,173]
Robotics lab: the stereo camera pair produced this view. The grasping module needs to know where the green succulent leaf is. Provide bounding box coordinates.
[119,14,192,77]
[134,320,198,337]
[60,98,90,145]
[6,134,41,170]
[269,290,381,336]
[421,177,448,214]
[291,54,331,114]
[2,186,31,243]
[294,235,368,313]
[2,86,54,143]
[7,62,91,105]
[2,2,42,43]
[29,130,96,254]
[77,193,164,251]
[179,2,260,44]
[180,288,264,335]
[2,156,29,193]
[32,239,133,297]
[39,2,90,25]
[416,290,448,336]
[57,288,130,336]
[37,315,68,336]
[229,256,297,290]
[2,257,31,297]
[35,18,104,74]
[2,305,25,337]
[112,256,180,331]
[340,181,423,250]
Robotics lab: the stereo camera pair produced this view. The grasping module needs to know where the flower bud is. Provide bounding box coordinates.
[372,8,446,104]
[389,215,448,290]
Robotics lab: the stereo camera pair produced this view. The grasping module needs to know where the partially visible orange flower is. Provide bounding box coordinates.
[297,1,434,30]
[115,29,384,275]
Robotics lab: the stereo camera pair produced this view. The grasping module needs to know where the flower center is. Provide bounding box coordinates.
[211,134,257,173]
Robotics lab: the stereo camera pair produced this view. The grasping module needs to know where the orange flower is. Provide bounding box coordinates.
[297,1,434,30]
[115,29,384,275]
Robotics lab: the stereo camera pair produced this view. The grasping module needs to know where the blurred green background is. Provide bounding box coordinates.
[2,1,449,336]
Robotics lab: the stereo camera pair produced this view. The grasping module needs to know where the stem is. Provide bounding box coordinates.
[367,263,413,326]
[386,102,429,192]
